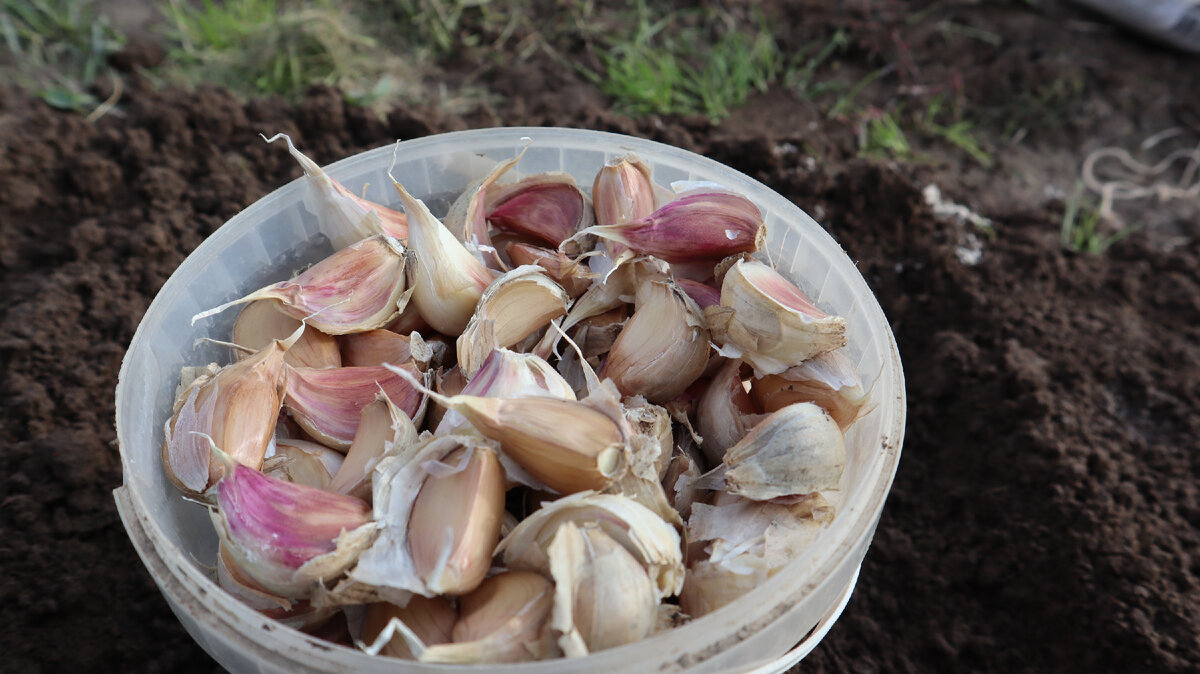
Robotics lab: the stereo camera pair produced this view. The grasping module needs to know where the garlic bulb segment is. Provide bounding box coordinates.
[233,300,341,369]
[162,339,289,496]
[210,455,375,599]
[362,595,456,660]
[435,348,576,435]
[444,148,525,271]
[575,190,765,263]
[456,266,570,377]
[417,571,555,664]
[217,544,338,630]
[662,443,701,521]
[719,402,846,500]
[283,363,425,449]
[438,394,624,494]
[599,277,710,403]
[674,278,721,309]
[592,155,664,228]
[496,491,684,600]
[390,174,495,335]
[696,358,763,465]
[505,242,594,298]
[707,259,847,376]
[486,173,592,247]
[408,445,506,595]
[264,133,408,247]
[327,396,417,500]
[751,349,869,431]
[192,235,411,335]
[264,439,344,490]
[680,494,834,617]
[339,329,416,368]
[548,523,658,657]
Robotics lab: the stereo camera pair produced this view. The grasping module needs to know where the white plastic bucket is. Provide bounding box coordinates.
[114,127,906,673]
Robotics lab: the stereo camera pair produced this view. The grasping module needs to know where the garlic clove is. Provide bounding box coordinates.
[408,445,506,595]
[592,155,666,228]
[662,439,702,521]
[751,349,870,431]
[163,336,290,496]
[707,259,847,376]
[327,396,417,500]
[456,266,570,378]
[548,522,658,657]
[427,571,555,663]
[444,149,526,271]
[570,190,765,263]
[264,133,407,247]
[339,329,417,368]
[485,173,592,247]
[390,174,496,335]
[717,402,846,500]
[599,275,710,403]
[696,358,764,466]
[209,445,376,599]
[233,300,341,369]
[283,363,425,450]
[434,348,576,435]
[496,491,684,600]
[362,595,456,660]
[674,278,721,309]
[217,543,338,630]
[505,242,594,298]
[193,235,411,335]
[264,439,344,490]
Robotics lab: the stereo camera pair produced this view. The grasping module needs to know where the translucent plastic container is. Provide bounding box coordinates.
[114,127,905,673]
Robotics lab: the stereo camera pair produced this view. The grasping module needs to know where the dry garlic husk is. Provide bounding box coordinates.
[162,334,291,496]
[548,522,658,657]
[193,235,411,335]
[283,363,425,449]
[341,434,500,603]
[390,174,496,335]
[708,402,845,500]
[505,242,594,298]
[407,445,506,595]
[233,300,340,369]
[680,493,834,617]
[662,440,702,521]
[435,348,576,435]
[707,259,847,376]
[572,189,765,263]
[326,396,417,500]
[265,133,408,246]
[496,491,685,600]
[571,305,627,360]
[623,395,674,480]
[696,358,764,466]
[751,349,869,431]
[599,274,710,403]
[339,329,426,368]
[485,173,592,248]
[216,543,337,630]
[362,595,456,660]
[456,266,570,377]
[209,446,376,599]
[264,439,344,489]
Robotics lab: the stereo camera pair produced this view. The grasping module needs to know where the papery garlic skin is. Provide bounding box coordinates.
[211,460,375,599]
[548,523,658,657]
[721,402,846,500]
[456,266,570,377]
[327,396,416,500]
[696,358,763,465]
[707,259,847,376]
[435,348,576,435]
[265,439,344,489]
[505,242,593,298]
[283,363,425,449]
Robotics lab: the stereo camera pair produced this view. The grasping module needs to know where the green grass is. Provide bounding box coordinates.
[159,0,416,104]
[859,110,911,161]
[783,28,847,99]
[596,4,780,121]
[918,97,993,167]
[1,0,124,113]
[1060,184,1140,254]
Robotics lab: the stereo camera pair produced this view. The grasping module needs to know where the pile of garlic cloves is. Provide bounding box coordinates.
[161,135,870,663]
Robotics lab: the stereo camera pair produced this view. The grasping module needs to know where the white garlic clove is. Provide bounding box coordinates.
[233,300,341,369]
[326,396,417,500]
[696,358,764,466]
[717,402,846,500]
[751,349,870,431]
[264,439,344,490]
[456,266,569,378]
[505,242,594,298]
[361,595,456,660]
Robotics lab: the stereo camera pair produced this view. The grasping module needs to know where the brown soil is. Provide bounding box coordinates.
[1,1,1198,672]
